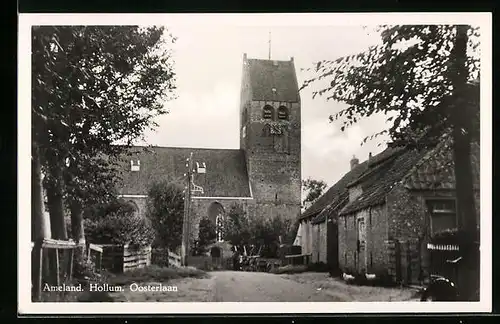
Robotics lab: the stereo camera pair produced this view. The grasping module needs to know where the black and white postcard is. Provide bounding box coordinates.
[18,12,492,314]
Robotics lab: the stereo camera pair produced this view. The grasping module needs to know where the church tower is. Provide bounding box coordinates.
[239,53,301,221]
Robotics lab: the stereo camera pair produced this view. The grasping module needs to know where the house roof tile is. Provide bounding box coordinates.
[339,136,480,216]
[339,148,426,215]
[116,146,251,197]
[300,160,369,221]
[303,146,406,223]
[402,140,480,191]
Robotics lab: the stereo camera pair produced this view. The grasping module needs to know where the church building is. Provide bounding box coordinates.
[115,53,302,250]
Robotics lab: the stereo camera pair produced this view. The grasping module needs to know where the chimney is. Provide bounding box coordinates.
[369,152,372,160]
[350,155,359,170]
[243,53,247,61]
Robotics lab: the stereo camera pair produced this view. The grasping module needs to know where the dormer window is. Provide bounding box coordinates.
[263,105,274,120]
[196,162,206,174]
[130,159,140,172]
[277,106,289,120]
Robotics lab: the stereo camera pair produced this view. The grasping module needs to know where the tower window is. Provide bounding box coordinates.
[263,105,274,120]
[277,106,289,120]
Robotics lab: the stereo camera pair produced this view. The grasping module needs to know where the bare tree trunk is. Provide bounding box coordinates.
[44,153,68,240]
[69,199,87,277]
[32,144,53,300]
[451,25,479,301]
[32,145,52,241]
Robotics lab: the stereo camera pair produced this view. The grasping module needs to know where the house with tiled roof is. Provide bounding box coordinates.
[297,135,479,284]
[336,137,479,285]
[115,54,302,254]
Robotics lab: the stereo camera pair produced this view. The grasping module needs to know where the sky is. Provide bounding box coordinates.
[137,24,391,187]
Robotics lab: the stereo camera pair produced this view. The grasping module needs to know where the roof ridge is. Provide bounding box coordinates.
[339,148,425,215]
[300,160,369,218]
[347,150,403,188]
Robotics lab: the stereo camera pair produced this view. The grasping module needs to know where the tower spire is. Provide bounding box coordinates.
[268,31,271,60]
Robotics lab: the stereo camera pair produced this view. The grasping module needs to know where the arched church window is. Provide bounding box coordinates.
[277,106,289,120]
[127,200,139,217]
[215,214,224,242]
[263,105,274,120]
[208,202,224,242]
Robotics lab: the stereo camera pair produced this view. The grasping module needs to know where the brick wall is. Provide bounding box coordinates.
[243,101,301,207]
[338,213,358,274]
[366,205,389,275]
[338,204,388,276]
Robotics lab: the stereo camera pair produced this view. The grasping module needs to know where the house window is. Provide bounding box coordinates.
[357,218,366,246]
[263,105,274,120]
[277,106,289,120]
[427,199,457,235]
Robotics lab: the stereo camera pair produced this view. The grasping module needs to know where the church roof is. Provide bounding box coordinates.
[246,58,300,102]
[116,146,252,198]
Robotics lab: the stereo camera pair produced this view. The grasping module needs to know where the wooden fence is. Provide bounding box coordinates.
[168,250,182,268]
[87,243,103,272]
[31,238,77,301]
[284,254,311,266]
[151,248,182,268]
[98,244,151,273]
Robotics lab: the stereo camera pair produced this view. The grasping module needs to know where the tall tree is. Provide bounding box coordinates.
[146,181,185,251]
[301,25,480,300]
[302,178,328,210]
[32,26,177,253]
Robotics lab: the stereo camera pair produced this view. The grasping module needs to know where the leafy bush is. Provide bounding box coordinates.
[84,199,137,221]
[222,204,293,257]
[84,212,155,246]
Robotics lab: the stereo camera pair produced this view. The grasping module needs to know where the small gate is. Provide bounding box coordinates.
[427,243,461,284]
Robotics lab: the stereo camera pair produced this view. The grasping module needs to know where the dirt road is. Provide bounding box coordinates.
[107,271,419,302]
[212,271,343,302]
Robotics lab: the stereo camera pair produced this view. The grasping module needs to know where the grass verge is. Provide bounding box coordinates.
[39,265,208,302]
[108,265,209,286]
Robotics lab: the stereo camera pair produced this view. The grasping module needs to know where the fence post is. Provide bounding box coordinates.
[67,248,74,280]
[54,248,60,286]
